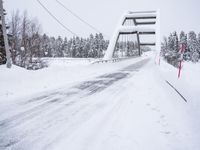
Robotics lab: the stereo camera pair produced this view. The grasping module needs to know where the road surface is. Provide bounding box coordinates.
[0,58,197,150]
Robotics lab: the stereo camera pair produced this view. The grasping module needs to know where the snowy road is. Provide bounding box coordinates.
[0,58,198,150]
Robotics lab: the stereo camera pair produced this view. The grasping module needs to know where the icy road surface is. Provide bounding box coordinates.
[0,58,199,150]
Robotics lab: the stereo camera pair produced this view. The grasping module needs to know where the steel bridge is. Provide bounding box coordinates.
[104,10,160,61]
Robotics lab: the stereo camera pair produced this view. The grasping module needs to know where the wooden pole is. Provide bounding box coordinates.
[136,32,141,56]
[0,0,11,68]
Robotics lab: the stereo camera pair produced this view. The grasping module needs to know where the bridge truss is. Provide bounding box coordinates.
[104,10,160,60]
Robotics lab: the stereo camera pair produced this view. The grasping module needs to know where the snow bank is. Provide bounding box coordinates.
[158,60,200,106]
[42,57,96,67]
[158,59,200,140]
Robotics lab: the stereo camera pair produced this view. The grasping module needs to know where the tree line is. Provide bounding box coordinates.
[0,10,150,69]
[7,10,109,68]
[114,40,150,57]
[161,31,200,67]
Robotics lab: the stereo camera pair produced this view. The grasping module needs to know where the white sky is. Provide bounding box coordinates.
[4,0,200,40]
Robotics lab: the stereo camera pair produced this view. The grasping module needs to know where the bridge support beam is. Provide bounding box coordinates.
[136,32,141,56]
[104,10,160,60]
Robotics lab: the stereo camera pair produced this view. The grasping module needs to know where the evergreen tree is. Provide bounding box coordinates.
[74,36,81,57]
[162,31,200,66]
[67,38,72,57]
[6,10,110,69]
[180,31,189,60]
[163,32,180,66]
[188,31,199,62]
[55,36,63,57]
[98,33,105,58]
[88,34,95,57]
[79,38,85,58]
[62,37,69,57]
[71,37,76,57]
[197,33,200,56]
[173,32,179,53]
[49,37,56,57]
[41,34,50,57]
[161,36,168,57]
[167,33,174,52]
[83,38,90,58]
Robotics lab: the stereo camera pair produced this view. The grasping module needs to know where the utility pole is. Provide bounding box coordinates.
[0,0,11,68]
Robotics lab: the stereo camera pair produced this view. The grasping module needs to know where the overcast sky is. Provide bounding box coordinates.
[4,0,200,39]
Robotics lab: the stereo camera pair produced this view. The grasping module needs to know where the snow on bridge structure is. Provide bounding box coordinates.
[104,10,160,61]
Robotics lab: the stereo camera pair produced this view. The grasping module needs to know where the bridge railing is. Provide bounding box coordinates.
[92,56,138,64]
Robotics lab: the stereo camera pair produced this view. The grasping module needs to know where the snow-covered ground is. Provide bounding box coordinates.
[0,52,199,150]
[158,59,200,146]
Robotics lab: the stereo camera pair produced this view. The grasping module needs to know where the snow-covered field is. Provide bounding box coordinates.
[0,52,200,150]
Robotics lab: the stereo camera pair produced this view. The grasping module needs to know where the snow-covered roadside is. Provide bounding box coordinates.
[0,56,148,103]
[158,59,200,111]
[157,59,200,145]
[159,60,200,104]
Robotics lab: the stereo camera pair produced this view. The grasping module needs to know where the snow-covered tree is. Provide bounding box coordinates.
[71,37,77,57]
[88,34,95,57]
[62,37,69,57]
[173,32,179,53]
[162,31,200,66]
[197,33,200,56]
[41,34,50,57]
[166,32,179,66]
[161,32,180,67]
[188,31,199,62]
[55,36,63,57]
[161,36,168,57]
[179,31,189,61]
[6,10,110,69]
[83,38,90,58]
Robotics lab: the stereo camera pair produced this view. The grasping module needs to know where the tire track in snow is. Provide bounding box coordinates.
[0,58,149,149]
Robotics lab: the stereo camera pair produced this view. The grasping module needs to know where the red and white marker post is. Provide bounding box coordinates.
[178,43,185,78]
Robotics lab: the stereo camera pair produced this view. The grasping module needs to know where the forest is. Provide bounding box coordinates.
[0,10,142,69]
[161,31,200,67]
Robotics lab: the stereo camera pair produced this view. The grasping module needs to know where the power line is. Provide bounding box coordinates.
[36,0,78,37]
[55,0,109,38]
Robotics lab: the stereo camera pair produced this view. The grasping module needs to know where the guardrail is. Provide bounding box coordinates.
[92,56,139,64]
